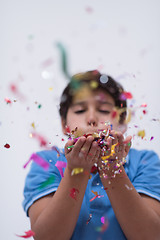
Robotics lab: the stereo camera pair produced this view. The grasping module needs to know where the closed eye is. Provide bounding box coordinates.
[99,110,110,114]
[74,110,86,114]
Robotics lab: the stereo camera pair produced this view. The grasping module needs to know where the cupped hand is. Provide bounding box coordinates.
[65,136,101,171]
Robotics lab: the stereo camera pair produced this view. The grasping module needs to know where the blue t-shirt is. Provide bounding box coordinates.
[23,148,160,240]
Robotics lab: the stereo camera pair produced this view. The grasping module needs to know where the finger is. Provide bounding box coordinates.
[124,136,132,155]
[72,136,86,154]
[80,136,94,157]
[87,141,99,162]
[109,130,118,146]
[65,139,74,154]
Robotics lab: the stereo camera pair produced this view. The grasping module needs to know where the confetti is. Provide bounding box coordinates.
[55,161,67,177]
[56,42,70,80]
[101,216,105,224]
[30,132,48,147]
[31,122,35,129]
[120,92,133,100]
[70,188,79,200]
[137,130,145,139]
[39,175,55,189]
[67,145,74,149]
[16,230,35,238]
[4,98,12,104]
[23,153,50,170]
[150,136,154,141]
[86,214,92,224]
[71,168,84,176]
[4,143,10,148]
[100,74,108,84]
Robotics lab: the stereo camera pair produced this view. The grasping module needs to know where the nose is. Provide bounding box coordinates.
[86,108,98,127]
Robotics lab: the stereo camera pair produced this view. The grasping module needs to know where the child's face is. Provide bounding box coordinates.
[62,87,126,135]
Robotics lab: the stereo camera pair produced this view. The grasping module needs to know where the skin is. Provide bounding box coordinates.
[28,88,160,240]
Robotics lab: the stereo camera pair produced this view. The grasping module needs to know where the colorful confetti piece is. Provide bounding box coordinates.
[16,230,35,238]
[4,143,10,148]
[55,161,67,177]
[39,175,55,189]
[71,168,84,176]
[70,188,79,200]
[23,153,50,170]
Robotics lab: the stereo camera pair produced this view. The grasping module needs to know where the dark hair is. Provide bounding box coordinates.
[59,70,127,124]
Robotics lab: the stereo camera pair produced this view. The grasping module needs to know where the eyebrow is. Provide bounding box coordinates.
[71,101,114,107]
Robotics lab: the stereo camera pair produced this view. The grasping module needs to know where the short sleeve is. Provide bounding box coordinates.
[22,149,65,216]
[132,150,160,201]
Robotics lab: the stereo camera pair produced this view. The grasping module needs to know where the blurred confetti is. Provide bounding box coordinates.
[16,230,35,238]
[23,153,50,170]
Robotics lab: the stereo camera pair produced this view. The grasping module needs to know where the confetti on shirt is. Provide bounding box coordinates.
[39,175,55,189]
[55,161,67,177]
[16,230,35,238]
[23,153,50,170]
[70,188,79,200]
[86,214,92,224]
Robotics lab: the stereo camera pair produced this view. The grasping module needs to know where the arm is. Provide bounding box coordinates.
[29,136,100,240]
[99,131,160,240]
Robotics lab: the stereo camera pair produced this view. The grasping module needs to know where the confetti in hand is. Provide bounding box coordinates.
[16,230,35,238]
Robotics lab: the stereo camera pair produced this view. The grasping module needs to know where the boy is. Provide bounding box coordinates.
[23,70,160,240]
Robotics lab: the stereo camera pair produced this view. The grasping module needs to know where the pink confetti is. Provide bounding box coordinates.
[101,216,105,224]
[150,136,154,141]
[4,98,12,104]
[120,92,133,100]
[41,58,54,68]
[31,132,48,147]
[70,188,79,200]
[90,194,104,202]
[140,103,147,107]
[55,161,67,177]
[23,153,49,170]
[16,230,35,238]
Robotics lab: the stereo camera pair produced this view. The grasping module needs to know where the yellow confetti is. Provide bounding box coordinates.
[91,190,98,196]
[49,87,53,91]
[90,81,98,89]
[137,130,145,139]
[101,143,118,161]
[71,168,84,176]
[31,122,35,129]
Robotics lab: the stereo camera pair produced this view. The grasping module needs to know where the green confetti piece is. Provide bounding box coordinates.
[38,104,42,108]
[67,145,74,149]
[38,175,55,189]
[56,42,71,80]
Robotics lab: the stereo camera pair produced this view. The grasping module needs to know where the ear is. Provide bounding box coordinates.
[61,118,67,135]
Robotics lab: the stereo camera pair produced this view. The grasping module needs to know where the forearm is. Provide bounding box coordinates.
[100,166,160,240]
[32,166,89,240]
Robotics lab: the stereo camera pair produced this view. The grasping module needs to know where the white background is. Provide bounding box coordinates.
[0,0,160,239]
